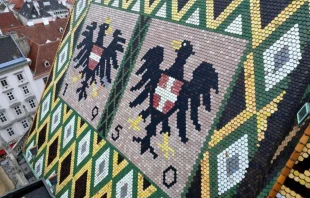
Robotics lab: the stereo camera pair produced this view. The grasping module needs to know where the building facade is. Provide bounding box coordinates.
[2,18,67,97]
[0,34,40,145]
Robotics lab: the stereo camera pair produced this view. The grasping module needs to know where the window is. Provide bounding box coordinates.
[21,120,29,129]
[7,92,15,101]
[16,73,24,81]
[13,106,22,115]
[22,86,29,95]
[7,127,14,136]
[43,77,48,84]
[1,79,8,87]
[44,60,50,67]
[0,112,7,123]
[28,99,36,108]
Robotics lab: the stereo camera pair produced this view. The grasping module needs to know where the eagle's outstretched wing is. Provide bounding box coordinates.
[190,62,218,129]
[177,62,218,142]
[129,46,164,108]
[74,22,97,69]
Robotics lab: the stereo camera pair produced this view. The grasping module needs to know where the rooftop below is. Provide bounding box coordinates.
[0,35,25,69]
[0,12,22,31]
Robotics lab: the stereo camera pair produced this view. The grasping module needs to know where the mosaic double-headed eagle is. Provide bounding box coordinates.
[73,19,126,101]
[129,40,219,158]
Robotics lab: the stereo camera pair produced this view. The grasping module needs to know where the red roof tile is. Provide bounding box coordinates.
[0,12,22,31]
[66,0,75,5]
[28,40,60,77]
[2,18,68,77]
[3,18,67,44]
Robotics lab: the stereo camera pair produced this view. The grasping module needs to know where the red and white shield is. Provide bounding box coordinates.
[88,45,104,70]
[153,73,184,114]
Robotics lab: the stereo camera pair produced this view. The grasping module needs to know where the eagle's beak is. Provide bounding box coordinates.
[171,40,182,50]
[105,18,113,35]
[106,27,113,35]
[105,18,111,24]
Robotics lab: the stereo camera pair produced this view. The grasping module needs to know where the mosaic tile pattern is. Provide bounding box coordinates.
[217,134,248,195]
[60,4,138,127]
[108,18,248,196]
[23,0,310,197]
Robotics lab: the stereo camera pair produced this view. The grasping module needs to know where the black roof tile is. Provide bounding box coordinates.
[0,35,24,66]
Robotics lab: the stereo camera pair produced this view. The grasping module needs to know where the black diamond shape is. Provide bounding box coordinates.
[74,171,87,198]
[80,118,85,127]
[47,137,58,165]
[29,116,37,136]
[260,0,291,28]
[97,134,103,144]
[177,0,190,12]
[101,193,107,198]
[214,0,233,19]
[149,0,156,6]
[66,105,71,113]
[143,177,151,190]
[117,153,125,164]
[185,164,201,197]
[38,124,47,149]
[59,152,71,184]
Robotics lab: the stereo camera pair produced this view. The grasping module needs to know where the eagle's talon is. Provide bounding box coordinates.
[195,124,201,131]
[181,137,189,143]
[129,102,134,108]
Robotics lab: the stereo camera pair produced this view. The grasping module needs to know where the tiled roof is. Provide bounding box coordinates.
[2,18,67,76]
[66,0,75,5]
[28,40,60,77]
[7,19,67,77]
[0,35,24,68]
[3,18,67,44]
[0,12,22,31]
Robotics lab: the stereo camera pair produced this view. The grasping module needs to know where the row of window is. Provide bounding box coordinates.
[0,73,25,88]
[0,100,36,122]
[7,127,14,136]
[54,11,68,15]
[6,119,30,137]
[5,85,31,102]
